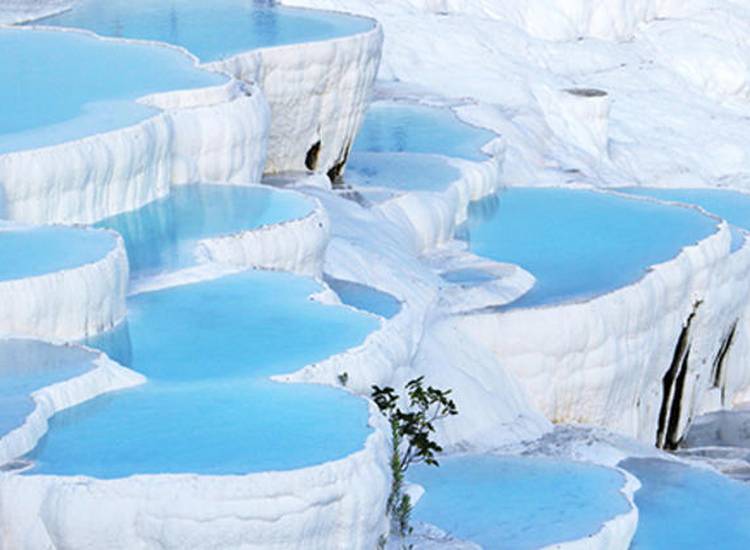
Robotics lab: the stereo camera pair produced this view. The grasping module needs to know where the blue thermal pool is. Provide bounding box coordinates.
[96,184,312,278]
[621,458,750,549]
[409,456,630,549]
[25,270,378,478]
[0,340,95,438]
[440,268,497,287]
[619,187,750,251]
[35,0,374,62]
[324,275,401,319]
[352,102,495,161]
[0,225,116,282]
[346,152,462,193]
[460,188,718,308]
[0,28,225,154]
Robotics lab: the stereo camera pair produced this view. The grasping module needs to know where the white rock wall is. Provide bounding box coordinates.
[196,198,330,278]
[207,22,383,176]
[0,227,128,341]
[455,219,750,445]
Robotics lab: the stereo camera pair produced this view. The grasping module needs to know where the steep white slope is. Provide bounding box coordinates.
[207,22,383,177]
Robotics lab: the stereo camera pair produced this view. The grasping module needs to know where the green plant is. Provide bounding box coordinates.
[372,376,458,542]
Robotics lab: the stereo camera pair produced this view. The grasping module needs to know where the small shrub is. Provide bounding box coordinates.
[372,376,458,542]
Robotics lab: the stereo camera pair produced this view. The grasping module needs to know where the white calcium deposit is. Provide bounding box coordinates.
[0,226,128,342]
[196,194,330,278]
[207,21,383,177]
[4,0,750,547]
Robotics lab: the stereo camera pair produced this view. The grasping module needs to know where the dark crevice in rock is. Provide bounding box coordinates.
[327,140,351,185]
[712,321,738,404]
[664,346,691,450]
[305,140,321,171]
[656,301,701,450]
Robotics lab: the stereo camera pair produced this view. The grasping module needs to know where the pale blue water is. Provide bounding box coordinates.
[36,0,374,62]
[26,270,378,478]
[346,153,462,192]
[621,458,750,549]
[352,102,494,161]
[0,28,225,154]
[324,275,401,319]
[82,322,133,368]
[96,184,312,277]
[441,268,497,286]
[0,340,94,437]
[0,226,115,282]
[460,189,718,308]
[409,456,630,549]
[619,187,750,251]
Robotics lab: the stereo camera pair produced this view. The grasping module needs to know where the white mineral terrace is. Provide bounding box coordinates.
[3,0,750,548]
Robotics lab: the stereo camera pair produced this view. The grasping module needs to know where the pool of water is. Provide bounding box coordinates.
[619,187,750,251]
[621,458,750,549]
[352,102,494,161]
[25,270,378,478]
[0,340,95,438]
[0,27,225,154]
[460,188,718,308]
[0,225,116,282]
[96,184,312,278]
[440,268,497,286]
[35,0,374,62]
[346,152,462,193]
[324,275,401,319]
[409,455,630,549]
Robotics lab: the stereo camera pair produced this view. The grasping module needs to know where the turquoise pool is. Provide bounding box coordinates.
[35,0,374,62]
[324,275,401,319]
[622,458,750,549]
[460,188,718,308]
[619,187,750,251]
[0,27,225,154]
[25,270,378,478]
[346,152,462,193]
[409,455,630,549]
[0,340,95,438]
[353,102,494,161]
[95,184,312,278]
[0,225,116,282]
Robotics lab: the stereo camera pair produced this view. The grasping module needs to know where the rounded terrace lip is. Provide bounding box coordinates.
[93,183,315,279]
[459,187,720,309]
